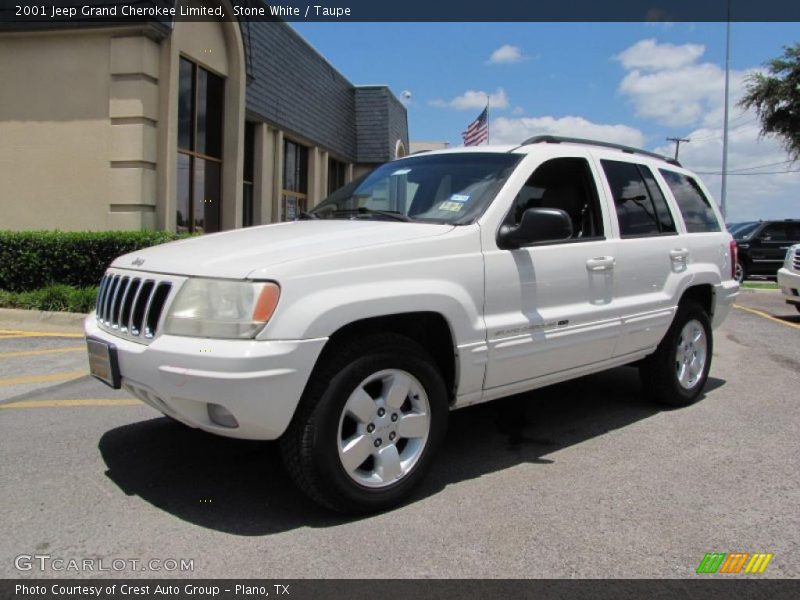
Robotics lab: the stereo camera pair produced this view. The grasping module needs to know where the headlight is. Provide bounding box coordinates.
[164,279,280,339]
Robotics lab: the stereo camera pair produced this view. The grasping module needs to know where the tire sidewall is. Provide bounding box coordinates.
[661,303,714,404]
[307,345,448,512]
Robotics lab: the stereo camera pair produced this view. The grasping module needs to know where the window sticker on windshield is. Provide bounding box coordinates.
[439,201,464,212]
[391,168,412,176]
[449,194,470,203]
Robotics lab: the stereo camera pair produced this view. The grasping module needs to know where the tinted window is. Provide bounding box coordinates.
[640,166,676,233]
[509,157,604,239]
[602,160,665,237]
[759,223,790,241]
[659,170,721,233]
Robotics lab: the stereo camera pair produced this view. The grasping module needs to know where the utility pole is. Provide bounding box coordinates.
[720,5,732,219]
[667,137,690,161]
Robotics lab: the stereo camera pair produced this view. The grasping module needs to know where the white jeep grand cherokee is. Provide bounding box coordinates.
[85,136,739,513]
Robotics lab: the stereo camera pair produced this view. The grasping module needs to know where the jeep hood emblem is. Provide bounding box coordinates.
[131,257,145,266]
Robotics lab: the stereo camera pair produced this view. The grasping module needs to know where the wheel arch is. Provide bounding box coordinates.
[311,312,458,404]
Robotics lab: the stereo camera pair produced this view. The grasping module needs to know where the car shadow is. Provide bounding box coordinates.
[98,367,726,536]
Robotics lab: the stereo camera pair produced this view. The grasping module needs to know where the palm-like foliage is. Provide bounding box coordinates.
[740,43,800,161]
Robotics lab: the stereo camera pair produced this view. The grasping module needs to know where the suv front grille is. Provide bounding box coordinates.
[793,248,800,271]
[96,272,173,342]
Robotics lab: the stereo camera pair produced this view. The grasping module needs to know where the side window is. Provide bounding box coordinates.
[602,160,674,237]
[759,223,789,242]
[659,170,722,233]
[640,166,676,233]
[509,157,603,240]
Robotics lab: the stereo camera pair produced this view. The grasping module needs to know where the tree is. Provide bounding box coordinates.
[739,43,800,161]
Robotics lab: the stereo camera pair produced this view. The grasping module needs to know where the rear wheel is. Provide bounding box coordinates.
[640,301,713,406]
[280,333,448,513]
[735,260,747,283]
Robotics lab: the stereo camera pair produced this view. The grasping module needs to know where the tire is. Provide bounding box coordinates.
[640,300,713,407]
[735,260,747,283]
[280,333,448,514]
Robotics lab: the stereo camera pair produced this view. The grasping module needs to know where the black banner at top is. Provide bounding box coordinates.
[1,0,799,24]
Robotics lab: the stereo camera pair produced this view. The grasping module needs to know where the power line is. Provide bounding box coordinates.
[725,159,793,173]
[694,169,800,175]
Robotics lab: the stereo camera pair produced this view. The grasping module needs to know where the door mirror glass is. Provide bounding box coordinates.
[498,207,573,249]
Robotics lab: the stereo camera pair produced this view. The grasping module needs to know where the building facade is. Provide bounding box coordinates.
[0,2,409,233]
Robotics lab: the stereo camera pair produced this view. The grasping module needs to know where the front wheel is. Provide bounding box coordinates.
[280,333,448,514]
[640,301,713,406]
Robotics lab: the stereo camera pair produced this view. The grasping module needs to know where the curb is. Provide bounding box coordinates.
[0,307,88,333]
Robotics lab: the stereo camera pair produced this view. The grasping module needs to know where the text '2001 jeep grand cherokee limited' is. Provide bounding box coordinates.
[85,136,739,513]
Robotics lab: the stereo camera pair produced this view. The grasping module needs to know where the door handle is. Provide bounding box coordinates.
[586,256,615,272]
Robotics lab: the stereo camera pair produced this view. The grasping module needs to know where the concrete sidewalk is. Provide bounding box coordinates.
[0,307,87,334]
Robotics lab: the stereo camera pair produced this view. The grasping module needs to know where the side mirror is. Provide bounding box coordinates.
[498,207,573,249]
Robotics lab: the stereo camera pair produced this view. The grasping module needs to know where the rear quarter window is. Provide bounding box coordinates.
[659,170,721,233]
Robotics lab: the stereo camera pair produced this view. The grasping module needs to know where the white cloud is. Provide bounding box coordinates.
[616,38,704,71]
[615,38,800,220]
[491,115,645,148]
[654,125,800,221]
[488,44,527,64]
[511,106,525,116]
[430,88,509,110]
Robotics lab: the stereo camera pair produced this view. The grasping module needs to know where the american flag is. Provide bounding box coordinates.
[462,107,489,146]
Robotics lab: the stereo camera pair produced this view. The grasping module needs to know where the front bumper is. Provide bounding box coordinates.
[85,314,327,440]
[778,268,800,307]
[712,280,739,328]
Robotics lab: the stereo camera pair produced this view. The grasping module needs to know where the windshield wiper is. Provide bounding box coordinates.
[298,211,319,220]
[332,207,413,222]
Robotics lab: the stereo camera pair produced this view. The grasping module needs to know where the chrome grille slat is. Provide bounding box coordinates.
[95,271,178,344]
[102,276,120,324]
[121,279,141,333]
[111,277,130,329]
[95,276,110,318]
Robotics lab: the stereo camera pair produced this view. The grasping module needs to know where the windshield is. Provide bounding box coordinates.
[310,153,521,224]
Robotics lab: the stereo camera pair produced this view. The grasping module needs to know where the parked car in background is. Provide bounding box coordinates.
[732,219,800,283]
[778,244,800,313]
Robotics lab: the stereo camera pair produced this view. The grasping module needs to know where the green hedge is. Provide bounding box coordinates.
[0,231,186,292]
[0,285,99,313]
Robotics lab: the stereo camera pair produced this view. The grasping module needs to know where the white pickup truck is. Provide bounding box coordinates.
[85,136,739,513]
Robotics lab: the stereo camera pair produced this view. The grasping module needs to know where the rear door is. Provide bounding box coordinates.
[598,158,685,357]
[748,222,794,275]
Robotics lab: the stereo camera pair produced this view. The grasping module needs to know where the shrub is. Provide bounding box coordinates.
[0,230,187,292]
[0,284,99,313]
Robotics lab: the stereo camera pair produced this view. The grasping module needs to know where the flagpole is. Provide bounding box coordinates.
[486,94,491,145]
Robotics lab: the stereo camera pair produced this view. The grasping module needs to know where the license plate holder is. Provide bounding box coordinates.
[86,337,121,389]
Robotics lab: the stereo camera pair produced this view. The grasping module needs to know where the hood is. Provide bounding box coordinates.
[112,220,454,279]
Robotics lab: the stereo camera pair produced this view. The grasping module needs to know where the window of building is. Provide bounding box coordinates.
[659,169,721,233]
[177,57,224,234]
[328,157,346,196]
[602,160,677,237]
[282,139,308,221]
[243,121,255,227]
[508,157,604,240]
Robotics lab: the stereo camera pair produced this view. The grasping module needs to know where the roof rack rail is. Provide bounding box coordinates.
[520,135,682,167]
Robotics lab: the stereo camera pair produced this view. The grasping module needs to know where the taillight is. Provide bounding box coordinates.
[729,239,738,280]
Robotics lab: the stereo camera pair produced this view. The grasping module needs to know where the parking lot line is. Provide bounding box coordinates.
[734,304,800,331]
[0,329,84,339]
[0,398,141,409]
[0,346,85,358]
[0,370,88,386]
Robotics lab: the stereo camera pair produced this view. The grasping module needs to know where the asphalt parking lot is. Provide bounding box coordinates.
[1,291,798,579]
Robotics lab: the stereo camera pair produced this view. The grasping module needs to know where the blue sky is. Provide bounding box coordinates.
[292,22,800,221]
